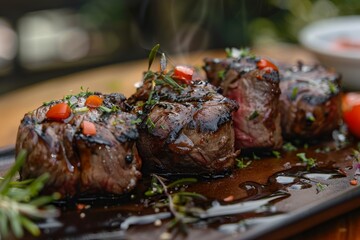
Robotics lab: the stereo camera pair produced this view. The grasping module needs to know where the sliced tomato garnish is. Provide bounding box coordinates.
[81,120,97,136]
[256,58,278,72]
[46,103,71,121]
[173,66,194,84]
[342,92,360,138]
[85,95,103,108]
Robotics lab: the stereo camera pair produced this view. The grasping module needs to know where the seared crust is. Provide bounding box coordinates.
[279,62,342,139]
[204,56,283,149]
[16,92,141,197]
[129,79,239,175]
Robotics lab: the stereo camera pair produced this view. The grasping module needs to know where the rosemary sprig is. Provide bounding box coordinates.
[144,44,184,106]
[145,175,206,237]
[0,150,60,239]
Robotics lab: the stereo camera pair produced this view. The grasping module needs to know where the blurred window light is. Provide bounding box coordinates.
[0,18,17,75]
[19,9,90,70]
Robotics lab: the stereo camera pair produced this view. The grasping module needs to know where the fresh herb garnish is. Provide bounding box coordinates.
[131,118,142,125]
[73,106,89,113]
[290,87,298,100]
[98,105,112,113]
[148,44,160,71]
[42,100,55,106]
[145,175,206,237]
[217,70,225,80]
[63,87,94,102]
[328,82,337,94]
[315,182,327,193]
[144,44,184,106]
[236,158,252,169]
[0,150,60,239]
[272,150,281,159]
[146,117,156,131]
[282,142,298,152]
[306,112,315,122]
[315,146,331,153]
[248,111,259,120]
[252,152,260,160]
[296,152,316,170]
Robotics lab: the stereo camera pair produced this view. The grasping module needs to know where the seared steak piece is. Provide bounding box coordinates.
[16,92,141,197]
[279,62,342,139]
[203,51,282,150]
[129,74,239,175]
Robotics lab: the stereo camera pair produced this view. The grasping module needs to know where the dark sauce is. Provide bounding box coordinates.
[22,141,360,239]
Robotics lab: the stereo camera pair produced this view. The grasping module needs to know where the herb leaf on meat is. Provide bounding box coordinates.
[148,44,160,71]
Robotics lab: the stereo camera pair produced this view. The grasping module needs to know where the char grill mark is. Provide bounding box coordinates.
[130,78,239,175]
[16,92,141,197]
[279,62,342,139]
[203,56,283,150]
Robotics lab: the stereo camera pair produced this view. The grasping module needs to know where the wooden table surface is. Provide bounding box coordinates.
[0,44,359,239]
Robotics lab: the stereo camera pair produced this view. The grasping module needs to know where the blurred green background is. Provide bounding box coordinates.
[0,0,358,94]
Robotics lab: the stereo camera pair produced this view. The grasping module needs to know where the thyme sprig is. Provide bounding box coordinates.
[0,150,60,239]
[145,174,206,237]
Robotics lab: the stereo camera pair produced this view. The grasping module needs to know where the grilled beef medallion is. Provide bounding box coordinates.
[16,92,141,197]
[279,62,342,139]
[203,50,283,150]
[128,68,239,175]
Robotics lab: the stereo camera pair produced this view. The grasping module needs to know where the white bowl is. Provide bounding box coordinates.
[299,16,360,90]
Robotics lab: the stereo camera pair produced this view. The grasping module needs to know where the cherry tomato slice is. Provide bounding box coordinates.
[173,66,194,84]
[46,103,71,121]
[85,95,103,108]
[342,93,360,138]
[81,120,97,136]
[256,58,278,72]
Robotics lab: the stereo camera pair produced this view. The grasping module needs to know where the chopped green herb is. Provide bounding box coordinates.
[73,107,89,113]
[315,146,331,153]
[352,149,360,162]
[328,82,337,94]
[42,100,54,106]
[296,152,316,170]
[272,150,281,159]
[252,152,260,160]
[63,87,94,101]
[136,101,145,107]
[146,117,156,130]
[98,105,112,113]
[236,158,252,169]
[315,182,327,193]
[306,112,315,122]
[217,70,225,80]
[291,87,298,100]
[248,111,259,120]
[282,142,298,152]
[131,118,142,125]
[112,119,125,126]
